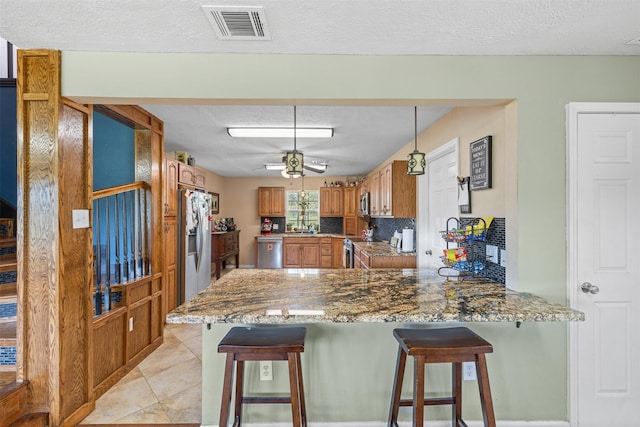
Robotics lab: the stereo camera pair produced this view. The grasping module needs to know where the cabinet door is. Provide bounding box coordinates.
[343,216,357,236]
[194,167,206,189]
[369,172,380,216]
[319,188,332,216]
[258,187,272,216]
[332,237,344,268]
[163,218,178,314]
[301,244,320,268]
[164,158,178,216]
[343,186,357,217]
[271,187,285,216]
[331,188,344,215]
[379,163,392,216]
[178,163,196,186]
[283,243,301,267]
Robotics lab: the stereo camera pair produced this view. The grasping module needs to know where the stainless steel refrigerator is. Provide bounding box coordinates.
[177,189,212,305]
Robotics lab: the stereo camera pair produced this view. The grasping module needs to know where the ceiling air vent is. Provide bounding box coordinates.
[202,6,271,41]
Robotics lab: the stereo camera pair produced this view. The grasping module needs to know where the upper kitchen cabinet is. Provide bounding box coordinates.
[177,162,206,189]
[258,186,285,216]
[164,157,178,217]
[343,186,358,235]
[320,187,344,217]
[370,160,416,218]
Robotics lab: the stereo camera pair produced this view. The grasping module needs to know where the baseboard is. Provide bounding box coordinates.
[202,421,569,427]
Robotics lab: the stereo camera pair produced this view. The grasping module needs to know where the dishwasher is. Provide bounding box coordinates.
[256,236,283,268]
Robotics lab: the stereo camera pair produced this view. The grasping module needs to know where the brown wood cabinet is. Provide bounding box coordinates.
[164,158,178,216]
[258,187,285,216]
[343,186,358,235]
[332,237,345,268]
[283,237,320,268]
[320,237,333,268]
[177,162,206,188]
[163,217,177,313]
[211,230,240,279]
[320,187,344,216]
[369,160,416,218]
[353,245,362,269]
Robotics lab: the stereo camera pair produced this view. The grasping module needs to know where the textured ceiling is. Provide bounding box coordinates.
[1,0,638,177]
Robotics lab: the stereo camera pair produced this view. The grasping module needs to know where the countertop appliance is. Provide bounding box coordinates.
[177,189,212,305]
[359,192,370,217]
[257,236,283,268]
[343,238,354,268]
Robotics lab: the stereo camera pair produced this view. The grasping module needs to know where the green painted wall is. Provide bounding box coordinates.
[59,53,640,423]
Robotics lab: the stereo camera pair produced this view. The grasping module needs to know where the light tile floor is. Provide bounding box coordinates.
[80,322,203,424]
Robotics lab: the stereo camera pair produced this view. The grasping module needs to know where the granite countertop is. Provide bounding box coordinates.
[254,233,350,238]
[166,268,584,325]
[354,241,416,257]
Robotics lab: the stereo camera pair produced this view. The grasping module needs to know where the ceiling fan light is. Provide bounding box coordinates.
[281,168,300,178]
[265,163,286,170]
[285,150,304,175]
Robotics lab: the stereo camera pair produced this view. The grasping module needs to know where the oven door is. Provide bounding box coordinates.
[343,240,354,268]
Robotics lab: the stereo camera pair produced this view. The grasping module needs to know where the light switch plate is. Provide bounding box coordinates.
[486,245,498,263]
[500,249,507,267]
[72,209,90,229]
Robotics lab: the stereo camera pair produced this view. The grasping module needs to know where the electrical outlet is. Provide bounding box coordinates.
[500,249,507,267]
[463,362,477,381]
[129,317,134,332]
[485,245,498,263]
[259,361,273,381]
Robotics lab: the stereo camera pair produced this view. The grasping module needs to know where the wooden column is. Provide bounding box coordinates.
[16,49,93,426]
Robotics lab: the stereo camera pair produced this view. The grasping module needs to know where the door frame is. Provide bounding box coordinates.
[417,137,458,267]
[566,102,640,426]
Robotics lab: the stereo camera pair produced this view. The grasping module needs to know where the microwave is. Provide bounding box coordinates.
[359,192,370,217]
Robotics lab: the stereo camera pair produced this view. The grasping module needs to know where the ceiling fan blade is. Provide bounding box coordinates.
[303,164,326,174]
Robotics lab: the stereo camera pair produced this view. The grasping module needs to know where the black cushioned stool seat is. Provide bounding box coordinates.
[218,326,307,427]
[388,327,495,427]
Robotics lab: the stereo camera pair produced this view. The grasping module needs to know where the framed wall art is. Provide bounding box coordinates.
[209,192,219,215]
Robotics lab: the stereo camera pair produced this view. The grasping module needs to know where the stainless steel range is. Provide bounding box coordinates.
[343,238,354,268]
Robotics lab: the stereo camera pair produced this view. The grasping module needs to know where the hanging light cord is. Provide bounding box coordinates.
[294,105,297,151]
[414,106,418,151]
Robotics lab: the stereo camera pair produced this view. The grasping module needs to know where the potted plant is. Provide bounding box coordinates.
[286,223,293,232]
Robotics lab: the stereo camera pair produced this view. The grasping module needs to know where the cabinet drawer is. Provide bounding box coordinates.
[321,245,332,256]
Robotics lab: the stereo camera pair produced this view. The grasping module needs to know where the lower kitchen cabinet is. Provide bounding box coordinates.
[320,237,333,268]
[283,237,320,268]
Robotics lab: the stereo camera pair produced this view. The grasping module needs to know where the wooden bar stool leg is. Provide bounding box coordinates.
[452,362,462,427]
[287,353,302,427]
[233,360,245,426]
[219,353,235,427]
[475,354,496,427]
[295,353,307,427]
[388,347,407,427]
[413,355,426,427]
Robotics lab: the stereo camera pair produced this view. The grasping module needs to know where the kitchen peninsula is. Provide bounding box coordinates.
[167,268,583,425]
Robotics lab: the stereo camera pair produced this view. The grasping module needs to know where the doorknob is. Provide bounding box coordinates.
[581,282,600,295]
[425,250,432,255]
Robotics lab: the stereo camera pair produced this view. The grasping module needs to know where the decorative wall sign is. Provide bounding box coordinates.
[469,136,492,190]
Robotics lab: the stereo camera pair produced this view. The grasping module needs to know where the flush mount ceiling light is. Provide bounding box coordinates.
[407,106,426,176]
[285,106,304,176]
[227,128,333,138]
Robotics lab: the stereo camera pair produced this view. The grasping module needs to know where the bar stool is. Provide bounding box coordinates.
[388,327,496,427]
[218,326,307,427]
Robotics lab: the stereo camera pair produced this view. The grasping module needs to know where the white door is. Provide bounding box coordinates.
[417,138,458,268]
[568,105,640,427]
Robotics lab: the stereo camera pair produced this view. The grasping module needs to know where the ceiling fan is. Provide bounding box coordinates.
[264,156,328,174]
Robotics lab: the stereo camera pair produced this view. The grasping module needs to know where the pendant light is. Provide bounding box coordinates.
[285,106,304,176]
[407,106,425,175]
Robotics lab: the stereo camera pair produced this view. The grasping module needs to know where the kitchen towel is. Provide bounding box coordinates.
[402,228,414,252]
